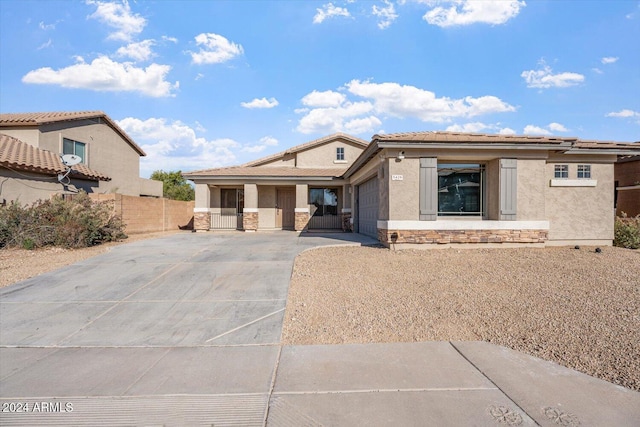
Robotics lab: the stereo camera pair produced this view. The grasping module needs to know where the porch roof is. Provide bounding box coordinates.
[183,166,348,180]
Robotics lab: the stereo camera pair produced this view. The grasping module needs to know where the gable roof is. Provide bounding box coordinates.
[0,111,146,157]
[372,131,578,144]
[0,133,111,181]
[242,132,368,167]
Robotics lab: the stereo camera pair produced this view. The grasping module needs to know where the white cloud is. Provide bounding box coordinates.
[22,56,178,97]
[37,39,53,50]
[521,61,584,88]
[162,35,178,43]
[548,122,568,132]
[606,109,640,124]
[87,0,146,42]
[241,97,279,109]
[301,90,346,107]
[346,80,515,122]
[601,56,619,64]
[241,136,279,153]
[445,122,492,133]
[117,117,238,176]
[499,127,516,135]
[297,80,515,134]
[116,39,155,61]
[372,0,399,29]
[523,125,552,136]
[297,100,377,134]
[422,0,525,27]
[39,21,57,31]
[313,3,351,24]
[344,116,383,134]
[190,33,244,64]
[592,68,603,74]
[606,109,639,118]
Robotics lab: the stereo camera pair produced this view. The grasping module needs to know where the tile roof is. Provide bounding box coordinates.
[183,166,347,178]
[0,133,111,181]
[242,132,369,167]
[372,131,578,144]
[0,111,146,156]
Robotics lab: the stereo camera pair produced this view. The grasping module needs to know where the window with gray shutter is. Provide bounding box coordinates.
[500,158,517,220]
[419,158,438,220]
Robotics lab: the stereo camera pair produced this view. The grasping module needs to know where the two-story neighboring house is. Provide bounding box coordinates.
[0,111,162,205]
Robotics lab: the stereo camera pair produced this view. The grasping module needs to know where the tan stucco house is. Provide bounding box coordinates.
[186,131,640,247]
[0,111,162,205]
[184,133,369,232]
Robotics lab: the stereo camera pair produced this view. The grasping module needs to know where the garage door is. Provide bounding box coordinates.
[358,177,379,238]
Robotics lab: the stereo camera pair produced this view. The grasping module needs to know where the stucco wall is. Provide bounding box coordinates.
[258,185,276,229]
[0,168,99,205]
[517,159,546,220]
[387,157,419,220]
[296,140,365,168]
[0,128,40,146]
[38,120,143,196]
[544,162,614,241]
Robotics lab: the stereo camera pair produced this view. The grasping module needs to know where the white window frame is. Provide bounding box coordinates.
[577,164,591,179]
[554,164,568,179]
[336,147,345,161]
[62,137,87,164]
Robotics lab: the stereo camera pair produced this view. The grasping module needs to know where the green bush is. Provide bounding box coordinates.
[0,192,126,249]
[614,213,640,250]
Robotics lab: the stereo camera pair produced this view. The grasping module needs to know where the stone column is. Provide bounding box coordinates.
[295,184,310,231]
[193,183,211,231]
[243,183,258,231]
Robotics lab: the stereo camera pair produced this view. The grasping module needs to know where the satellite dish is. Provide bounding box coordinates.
[61,154,82,166]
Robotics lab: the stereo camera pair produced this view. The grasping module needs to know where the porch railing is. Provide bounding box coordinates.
[308,214,342,230]
[210,213,243,230]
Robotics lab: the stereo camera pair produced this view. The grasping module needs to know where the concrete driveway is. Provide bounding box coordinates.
[0,231,376,425]
[1,232,638,426]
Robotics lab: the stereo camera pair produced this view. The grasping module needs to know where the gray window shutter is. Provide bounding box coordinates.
[500,158,517,220]
[420,158,437,220]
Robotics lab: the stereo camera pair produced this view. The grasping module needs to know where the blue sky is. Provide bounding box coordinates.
[1,0,639,177]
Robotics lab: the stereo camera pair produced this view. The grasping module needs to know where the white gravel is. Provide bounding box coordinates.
[282,245,640,391]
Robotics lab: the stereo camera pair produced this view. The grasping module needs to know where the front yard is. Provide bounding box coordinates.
[282,245,640,391]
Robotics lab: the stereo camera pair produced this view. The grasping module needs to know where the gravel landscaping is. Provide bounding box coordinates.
[282,245,640,391]
[0,231,181,288]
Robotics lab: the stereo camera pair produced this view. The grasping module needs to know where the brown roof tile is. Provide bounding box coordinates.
[0,111,146,156]
[0,133,110,181]
[183,166,347,178]
[372,131,578,144]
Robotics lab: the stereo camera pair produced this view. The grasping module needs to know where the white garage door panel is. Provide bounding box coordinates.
[358,177,379,238]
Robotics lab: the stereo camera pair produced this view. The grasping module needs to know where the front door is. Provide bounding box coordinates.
[276,188,295,229]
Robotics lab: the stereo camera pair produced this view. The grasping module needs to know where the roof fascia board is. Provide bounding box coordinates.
[565,149,640,155]
[185,175,344,182]
[377,141,573,151]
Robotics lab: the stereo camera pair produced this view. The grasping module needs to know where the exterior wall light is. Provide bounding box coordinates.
[398,151,405,160]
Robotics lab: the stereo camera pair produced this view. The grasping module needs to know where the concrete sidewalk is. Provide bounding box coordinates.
[1,232,638,426]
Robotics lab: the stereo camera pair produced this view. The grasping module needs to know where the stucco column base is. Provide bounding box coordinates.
[379,229,549,245]
[243,212,258,231]
[342,213,353,232]
[295,212,310,231]
[194,212,210,231]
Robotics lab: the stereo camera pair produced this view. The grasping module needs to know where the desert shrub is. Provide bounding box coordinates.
[0,192,126,249]
[614,213,640,250]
